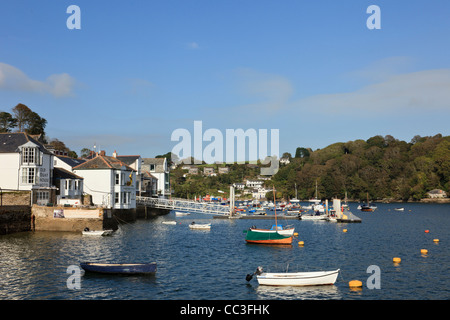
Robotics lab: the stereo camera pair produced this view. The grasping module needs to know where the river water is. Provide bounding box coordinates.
[0,202,449,300]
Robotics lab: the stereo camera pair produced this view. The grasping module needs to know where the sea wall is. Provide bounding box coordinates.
[32,205,118,232]
[0,205,31,235]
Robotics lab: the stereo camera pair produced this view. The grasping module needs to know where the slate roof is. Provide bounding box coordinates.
[0,132,52,154]
[53,167,84,180]
[73,155,136,171]
[115,155,140,166]
[142,157,166,173]
[56,155,86,168]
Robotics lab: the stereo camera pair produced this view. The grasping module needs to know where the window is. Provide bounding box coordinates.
[21,167,36,184]
[36,191,49,203]
[115,173,120,185]
[122,192,130,204]
[115,192,119,204]
[22,147,38,164]
[150,164,155,171]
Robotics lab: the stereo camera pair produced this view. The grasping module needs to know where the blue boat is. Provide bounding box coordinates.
[80,262,157,275]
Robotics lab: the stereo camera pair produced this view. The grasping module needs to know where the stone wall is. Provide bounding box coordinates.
[1,191,31,206]
[0,206,31,235]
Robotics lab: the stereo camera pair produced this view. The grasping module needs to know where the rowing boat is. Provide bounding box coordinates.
[80,262,157,275]
[246,266,339,286]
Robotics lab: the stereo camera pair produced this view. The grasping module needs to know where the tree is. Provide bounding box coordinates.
[295,147,310,158]
[0,112,17,132]
[11,103,47,136]
[12,103,32,132]
[80,148,93,158]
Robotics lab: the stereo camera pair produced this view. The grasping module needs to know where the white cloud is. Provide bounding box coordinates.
[187,42,199,49]
[0,62,76,97]
[296,68,450,114]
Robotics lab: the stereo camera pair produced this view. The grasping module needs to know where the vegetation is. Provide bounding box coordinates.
[171,134,450,202]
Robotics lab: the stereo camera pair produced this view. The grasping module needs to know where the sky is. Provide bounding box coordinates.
[1,0,450,161]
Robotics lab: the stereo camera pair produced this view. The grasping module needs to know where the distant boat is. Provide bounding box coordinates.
[162,221,177,225]
[175,211,190,216]
[80,262,157,275]
[82,228,114,236]
[246,266,340,286]
[359,193,377,212]
[189,222,211,230]
[394,208,405,211]
[300,212,327,220]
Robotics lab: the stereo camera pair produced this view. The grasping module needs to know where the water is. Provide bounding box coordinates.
[0,203,449,300]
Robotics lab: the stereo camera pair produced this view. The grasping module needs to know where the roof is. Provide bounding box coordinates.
[56,155,86,168]
[73,155,136,171]
[53,167,84,180]
[0,132,52,154]
[142,171,158,180]
[115,155,140,165]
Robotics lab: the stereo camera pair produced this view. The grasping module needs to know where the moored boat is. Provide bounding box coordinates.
[82,228,114,236]
[189,222,211,230]
[394,208,404,211]
[246,266,340,286]
[80,262,157,275]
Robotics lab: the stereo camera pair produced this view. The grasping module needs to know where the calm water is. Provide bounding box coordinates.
[0,203,449,300]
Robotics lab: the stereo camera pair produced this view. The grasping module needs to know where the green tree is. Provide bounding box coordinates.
[0,112,17,132]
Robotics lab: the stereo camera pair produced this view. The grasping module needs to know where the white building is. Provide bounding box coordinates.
[246,179,264,188]
[0,132,55,204]
[73,155,136,209]
[141,158,170,197]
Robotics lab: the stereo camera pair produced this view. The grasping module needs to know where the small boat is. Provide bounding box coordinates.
[189,222,211,230]
[175,211,190,216]
[394,208,405,211]
[162,221,177,225]
[300,213,327,220]
[82,228,114,236]
[80,262,157,275]
[246,266,340,286]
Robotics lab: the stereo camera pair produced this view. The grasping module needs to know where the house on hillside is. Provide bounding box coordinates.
[141,158,170,197]
[427,189,447,198]
[113,152,143,195]
[73,155,136,209]
[0,132,56,205]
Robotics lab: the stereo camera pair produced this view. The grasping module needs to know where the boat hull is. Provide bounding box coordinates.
[245,229,293,245]
[80,262,157,275]
[189,223,211,230]
[257,269,340,286]
[82,230,113,236]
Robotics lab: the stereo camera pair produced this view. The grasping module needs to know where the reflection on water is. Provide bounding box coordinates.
[255,284,342,300]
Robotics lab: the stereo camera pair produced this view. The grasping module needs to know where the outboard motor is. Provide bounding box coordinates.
[246,266,264,281]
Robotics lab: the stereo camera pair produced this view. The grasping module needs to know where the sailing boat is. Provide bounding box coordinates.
[244,187,294,245]
[359,192,377,212]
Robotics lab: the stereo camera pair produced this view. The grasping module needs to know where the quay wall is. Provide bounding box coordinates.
[0,206,31,235]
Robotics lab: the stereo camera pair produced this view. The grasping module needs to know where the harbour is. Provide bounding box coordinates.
[0,202,448,300]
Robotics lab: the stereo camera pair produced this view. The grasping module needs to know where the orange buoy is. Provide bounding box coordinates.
[433,239,439,243]
[298,241,304,246]
[294,232,299,237]
[425,230,430,233]
[421,249,428,254]
[349,280,363,288]
[393,257,401,263]
[343,229,348,233]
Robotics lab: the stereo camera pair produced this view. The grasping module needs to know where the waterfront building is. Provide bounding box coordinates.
[0,132,56,204]
[141,158,170,197]
[73,155,137,209]
[427,189,447,198]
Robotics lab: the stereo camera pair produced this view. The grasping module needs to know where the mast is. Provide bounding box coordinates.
[273,186,277,231]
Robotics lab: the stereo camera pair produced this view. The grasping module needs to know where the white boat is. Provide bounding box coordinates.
[189,222,211,230]
[82,229,114,236]
[175,211,190,216]
[300,213,327,220]
[394,208,404,211]
[247,266,340,286]
[162,221,177,225]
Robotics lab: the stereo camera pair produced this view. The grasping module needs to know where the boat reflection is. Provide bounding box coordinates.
[255,283,342,300]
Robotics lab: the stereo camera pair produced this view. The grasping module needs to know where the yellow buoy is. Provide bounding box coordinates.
[343,229,348,233]
[349,280,363,288]
[298,241,304,246]
[433,239,439,243]
[393,257,401,263]
[421,249,428,254]
[294,232,298,237]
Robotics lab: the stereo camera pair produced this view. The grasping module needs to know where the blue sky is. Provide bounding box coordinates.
[1,0,450,160]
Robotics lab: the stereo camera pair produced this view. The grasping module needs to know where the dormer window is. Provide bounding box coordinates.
[21,147,41,165]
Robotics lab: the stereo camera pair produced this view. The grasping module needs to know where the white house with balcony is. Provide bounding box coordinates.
[73,154,136,209]
[0,132,55,204]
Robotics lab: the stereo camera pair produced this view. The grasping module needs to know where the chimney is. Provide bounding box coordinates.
[100,150,106,156]
[113,150,117,158]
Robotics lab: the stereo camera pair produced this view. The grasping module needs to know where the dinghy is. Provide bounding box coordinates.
[80,262,157,275]
[246,266,339,286]
[189,222,211,230]
[82,228,113,236]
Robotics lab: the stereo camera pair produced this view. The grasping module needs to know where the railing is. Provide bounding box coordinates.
[136,196,231,215]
